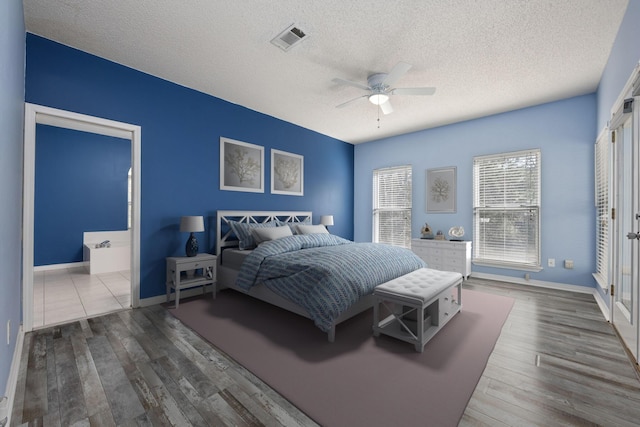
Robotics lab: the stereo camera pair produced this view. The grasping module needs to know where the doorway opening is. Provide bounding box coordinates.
[23,103,141,331]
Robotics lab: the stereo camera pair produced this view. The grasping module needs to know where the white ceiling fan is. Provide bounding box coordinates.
[333,62,436,115]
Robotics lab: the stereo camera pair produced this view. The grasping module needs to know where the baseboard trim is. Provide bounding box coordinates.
[3,325,24,427]
[592,289,611,322]
[139,284,215,308]
[33,262,85,272]
[469,272,613,321]
[469,272,593,294]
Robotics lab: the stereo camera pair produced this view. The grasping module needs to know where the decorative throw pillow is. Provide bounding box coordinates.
[228,220,278,250]
[282,218,312,234]
[251,225,293,245]
[295,224,329,235]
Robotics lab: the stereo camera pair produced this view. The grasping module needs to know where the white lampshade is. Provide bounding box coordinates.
[180,216,204,233]
[320,215,334,226]
[369,93,389,105]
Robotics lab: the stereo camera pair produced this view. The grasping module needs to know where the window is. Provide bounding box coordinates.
[473,149,541,270]
[373,165,412,248]
[594,129,610,289]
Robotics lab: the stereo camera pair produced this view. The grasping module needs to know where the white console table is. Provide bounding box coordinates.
[411,239,471,279]
[166,253,217,308]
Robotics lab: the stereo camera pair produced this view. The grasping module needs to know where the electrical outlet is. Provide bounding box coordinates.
[565,259,574,269]
[548,258,555,267]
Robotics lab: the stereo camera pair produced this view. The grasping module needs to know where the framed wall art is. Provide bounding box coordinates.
[220,137,264,193]
[271,149,304,196]
[426,166,456,213]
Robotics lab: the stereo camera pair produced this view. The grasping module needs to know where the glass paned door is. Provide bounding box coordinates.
[613,115,640,362]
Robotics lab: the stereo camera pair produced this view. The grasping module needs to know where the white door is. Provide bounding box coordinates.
[612,99,640,362]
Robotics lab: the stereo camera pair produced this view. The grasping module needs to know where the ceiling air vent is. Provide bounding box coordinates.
[271,24,307,52]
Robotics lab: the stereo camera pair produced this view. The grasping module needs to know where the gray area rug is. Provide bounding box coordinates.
[169,288,514,427]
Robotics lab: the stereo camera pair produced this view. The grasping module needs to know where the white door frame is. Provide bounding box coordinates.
[23,103,141,332]
[609,63,640,363]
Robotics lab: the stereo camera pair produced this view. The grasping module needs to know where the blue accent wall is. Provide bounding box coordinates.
[0,0,25,400]
[34,125,130,266]
[25,34,354,299]
[355,94,597,288]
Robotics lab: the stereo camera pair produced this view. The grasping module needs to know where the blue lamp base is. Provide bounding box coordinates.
[185,232,198,257]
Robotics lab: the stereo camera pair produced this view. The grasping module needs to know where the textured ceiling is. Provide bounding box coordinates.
[23,0,628,144]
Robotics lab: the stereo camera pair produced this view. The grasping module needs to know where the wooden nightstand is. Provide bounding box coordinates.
[166,253,217,308]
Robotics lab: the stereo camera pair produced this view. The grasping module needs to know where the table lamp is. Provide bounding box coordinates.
[180,216,204,257]
[320,215,334,230]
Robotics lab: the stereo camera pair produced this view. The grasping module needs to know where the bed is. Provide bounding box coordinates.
[216,210,426,341]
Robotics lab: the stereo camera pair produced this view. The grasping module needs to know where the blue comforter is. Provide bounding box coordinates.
[236,234,426,332]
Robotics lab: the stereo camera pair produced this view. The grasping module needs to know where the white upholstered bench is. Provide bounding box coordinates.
[373,268,463,352]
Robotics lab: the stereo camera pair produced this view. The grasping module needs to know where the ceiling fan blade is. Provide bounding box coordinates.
[336,95,368,109]
[380,100,394,115]
[382,62,412,87]
[391,87,436,96]
[332,78,371,91]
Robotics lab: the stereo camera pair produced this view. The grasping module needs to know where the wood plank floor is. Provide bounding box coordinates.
[10,278,640,426]
[461,279,640,427]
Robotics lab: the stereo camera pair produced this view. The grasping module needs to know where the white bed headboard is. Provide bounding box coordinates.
[216,210,312,255]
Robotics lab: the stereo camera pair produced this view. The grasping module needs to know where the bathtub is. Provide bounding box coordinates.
[83,230,130,275]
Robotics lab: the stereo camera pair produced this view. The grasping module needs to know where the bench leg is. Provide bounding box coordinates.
[372,298,380,336]
[416,305,426,353]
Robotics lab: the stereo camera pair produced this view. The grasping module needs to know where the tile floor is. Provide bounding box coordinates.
[33,266,131,328]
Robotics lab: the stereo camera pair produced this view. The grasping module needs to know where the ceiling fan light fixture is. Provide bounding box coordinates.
[369,93,389,105]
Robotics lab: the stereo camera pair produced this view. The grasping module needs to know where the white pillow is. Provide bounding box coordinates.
[229,220,278,249]
[295,224,329,235]
[251,225,293,244]
[282,218,311,234]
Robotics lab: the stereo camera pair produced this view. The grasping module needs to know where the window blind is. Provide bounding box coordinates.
[373,165,412,248]
[473,149,541,269]
[593,129,610,288]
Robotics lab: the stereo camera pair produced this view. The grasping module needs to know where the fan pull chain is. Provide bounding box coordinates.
[377,104,381,128]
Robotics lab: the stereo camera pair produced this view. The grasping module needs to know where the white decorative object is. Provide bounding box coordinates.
[448,226,465,239]
[411,239,471,279]
[220,137,264,193]
[426,167,456,213]
[271,149,304,196]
